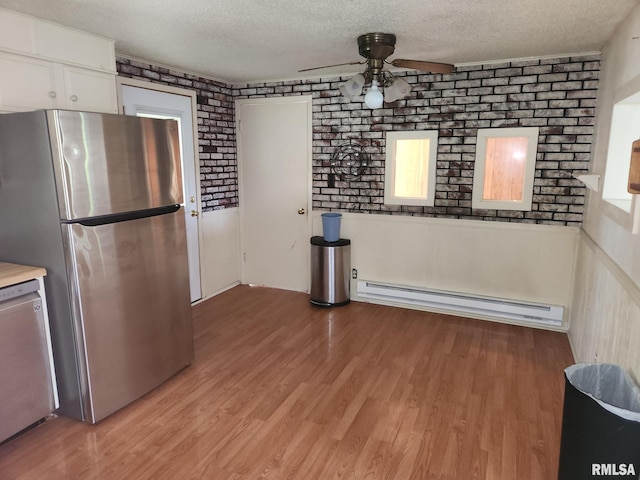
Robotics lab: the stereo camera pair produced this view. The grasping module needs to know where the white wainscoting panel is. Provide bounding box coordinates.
[313,212,579,328]
[200,208,241,300]
[569,233,640,381]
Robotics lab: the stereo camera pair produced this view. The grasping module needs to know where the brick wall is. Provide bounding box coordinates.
[236,55,600,226]
[118,54,599,226]
[116,57,238,210]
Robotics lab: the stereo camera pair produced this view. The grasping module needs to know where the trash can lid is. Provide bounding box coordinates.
[311,236,350,246]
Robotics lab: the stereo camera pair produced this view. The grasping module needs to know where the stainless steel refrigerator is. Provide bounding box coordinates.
[0,110,193,423]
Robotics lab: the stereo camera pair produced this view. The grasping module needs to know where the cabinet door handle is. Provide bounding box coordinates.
[70,95,78,102]
[49,91,57,98]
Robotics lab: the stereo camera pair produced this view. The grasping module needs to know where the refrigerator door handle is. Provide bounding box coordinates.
[66,205,181,227]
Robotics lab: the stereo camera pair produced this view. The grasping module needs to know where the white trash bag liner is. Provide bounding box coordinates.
[565,363,640,422]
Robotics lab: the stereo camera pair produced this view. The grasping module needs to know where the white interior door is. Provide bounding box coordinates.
[237,96,312,291]
[120,83,202,302]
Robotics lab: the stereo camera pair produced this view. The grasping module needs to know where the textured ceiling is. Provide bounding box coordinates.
[0,0,638,83]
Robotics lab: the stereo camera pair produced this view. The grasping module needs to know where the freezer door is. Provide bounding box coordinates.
[62,208,193,423]
[48,110,184,220]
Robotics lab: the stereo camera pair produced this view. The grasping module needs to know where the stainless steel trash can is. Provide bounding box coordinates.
[310,236,350,307]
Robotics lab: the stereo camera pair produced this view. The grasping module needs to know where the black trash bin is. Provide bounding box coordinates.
[558,363,640,479]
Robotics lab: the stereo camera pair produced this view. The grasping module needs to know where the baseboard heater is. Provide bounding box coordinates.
[357,280,563,327]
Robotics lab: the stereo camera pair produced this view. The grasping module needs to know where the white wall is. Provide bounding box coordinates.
[199,207,241,301]
[581,4,640,279]
[313,212,579,328]
[569,3,640,380]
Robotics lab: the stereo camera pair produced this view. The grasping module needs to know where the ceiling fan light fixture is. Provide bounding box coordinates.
[340,73,365,100]
[364,80,384,109]
[384,77,412,103]
[303,32,454,105]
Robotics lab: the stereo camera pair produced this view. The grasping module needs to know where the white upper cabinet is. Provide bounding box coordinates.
[0,8,117,114]
[33,20,116,73]
[61,66,118,113]
[0,52,58,111]
[0,9,36,54]
[0,51,118,114]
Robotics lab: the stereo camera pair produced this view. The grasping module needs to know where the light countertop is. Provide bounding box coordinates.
[0,262,47,289]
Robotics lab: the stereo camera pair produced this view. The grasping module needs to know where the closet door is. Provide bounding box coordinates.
[236,96,312,292]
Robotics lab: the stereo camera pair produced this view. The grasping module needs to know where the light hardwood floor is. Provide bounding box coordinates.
[0,285,574,479]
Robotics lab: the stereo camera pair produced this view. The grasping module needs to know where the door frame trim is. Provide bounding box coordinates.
[235,95,313,289]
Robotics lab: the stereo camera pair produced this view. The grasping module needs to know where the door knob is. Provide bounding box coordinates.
[191,210,199,217]
[298,208,305,215]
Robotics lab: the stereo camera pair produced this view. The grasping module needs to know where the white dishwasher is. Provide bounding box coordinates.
[0,279,56,442]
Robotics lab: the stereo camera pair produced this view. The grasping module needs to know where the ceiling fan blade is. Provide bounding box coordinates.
[298,61,364,73]
[390,59,455,74]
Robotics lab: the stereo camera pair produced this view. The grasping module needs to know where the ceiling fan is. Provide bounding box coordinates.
[299,33,455,108]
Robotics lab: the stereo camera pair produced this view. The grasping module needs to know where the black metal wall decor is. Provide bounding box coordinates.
[330,140,370,179]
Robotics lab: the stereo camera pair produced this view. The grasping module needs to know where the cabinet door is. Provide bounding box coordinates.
[0,52,58,112]
[0,9,36,55]
[35,21,116,72]
[62,66,118,114]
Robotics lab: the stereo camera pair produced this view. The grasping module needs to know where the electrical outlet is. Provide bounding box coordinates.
[352,268,357,279]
